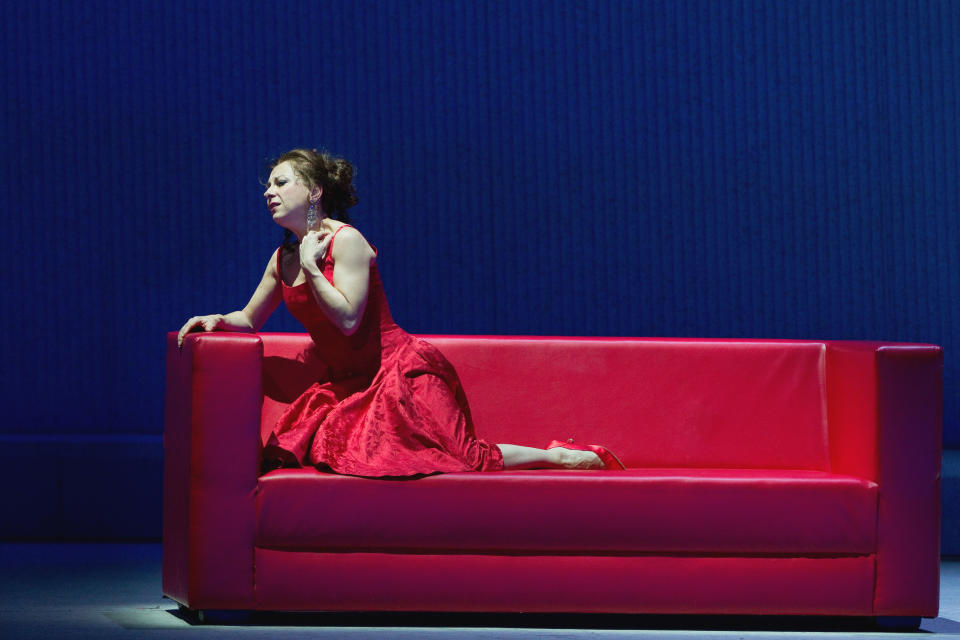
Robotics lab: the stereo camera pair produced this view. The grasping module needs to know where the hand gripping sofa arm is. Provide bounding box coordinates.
[162,332,263,609]
[826,342,943,617]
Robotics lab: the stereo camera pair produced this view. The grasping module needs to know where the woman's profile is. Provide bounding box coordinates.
[177,148,624,476]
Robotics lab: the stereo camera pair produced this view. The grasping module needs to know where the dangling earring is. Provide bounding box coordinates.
[306,203,318,231]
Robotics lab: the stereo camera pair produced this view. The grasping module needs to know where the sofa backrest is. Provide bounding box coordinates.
[259,335,829,471]
[425,336,829,470]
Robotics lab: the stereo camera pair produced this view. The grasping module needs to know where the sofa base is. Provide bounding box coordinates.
[172,608,924,632]
[253,550,877,615]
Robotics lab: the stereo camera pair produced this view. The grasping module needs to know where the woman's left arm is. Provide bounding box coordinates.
[300,227,376,335]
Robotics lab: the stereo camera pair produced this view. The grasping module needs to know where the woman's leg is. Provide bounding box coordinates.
[497,444,603,470]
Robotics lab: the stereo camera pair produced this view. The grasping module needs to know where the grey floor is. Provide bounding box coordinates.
[2,544,960,639]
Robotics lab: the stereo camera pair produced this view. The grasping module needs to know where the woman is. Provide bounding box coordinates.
[177,148,623,477]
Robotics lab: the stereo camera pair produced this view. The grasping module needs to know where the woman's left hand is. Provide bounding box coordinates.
[299,229,332,273]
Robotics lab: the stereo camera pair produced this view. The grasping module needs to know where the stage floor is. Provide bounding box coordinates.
[1,544,959,639]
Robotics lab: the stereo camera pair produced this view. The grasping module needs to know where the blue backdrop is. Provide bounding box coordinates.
[3,1,958,460]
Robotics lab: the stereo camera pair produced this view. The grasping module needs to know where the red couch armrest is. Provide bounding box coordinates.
[875,346,943,616]
[826,342,942,616]
[162,332,263,609]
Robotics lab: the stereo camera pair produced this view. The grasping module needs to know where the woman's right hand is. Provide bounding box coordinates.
[299,228,333,274]
[177,314,225,347]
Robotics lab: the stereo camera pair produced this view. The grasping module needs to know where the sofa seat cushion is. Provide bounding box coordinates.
[255,468,877,555]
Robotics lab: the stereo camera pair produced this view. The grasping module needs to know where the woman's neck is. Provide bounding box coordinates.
[293,216,335,241]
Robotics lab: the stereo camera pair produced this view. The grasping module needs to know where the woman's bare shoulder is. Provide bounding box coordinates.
[331,224,375,259]
[267,246,290,279]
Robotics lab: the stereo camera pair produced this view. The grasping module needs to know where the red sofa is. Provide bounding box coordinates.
[163,333,942,621]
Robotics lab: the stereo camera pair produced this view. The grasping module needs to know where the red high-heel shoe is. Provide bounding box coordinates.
[547,439,626,470]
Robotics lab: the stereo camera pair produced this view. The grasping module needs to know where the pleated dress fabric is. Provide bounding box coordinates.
[261,226,505,478]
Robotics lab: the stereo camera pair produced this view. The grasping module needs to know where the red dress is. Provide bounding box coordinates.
[262,226,504,477]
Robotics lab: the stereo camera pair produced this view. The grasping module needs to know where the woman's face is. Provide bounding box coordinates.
[263,161,316,230]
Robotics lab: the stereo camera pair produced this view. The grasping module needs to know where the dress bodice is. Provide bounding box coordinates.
[278,226,399,380]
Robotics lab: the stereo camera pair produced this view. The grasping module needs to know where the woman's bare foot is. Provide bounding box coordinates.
[496,443,607,470]
[549,447,604,470]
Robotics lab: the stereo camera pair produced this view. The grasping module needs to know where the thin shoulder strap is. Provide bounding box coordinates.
[325,224,354,260]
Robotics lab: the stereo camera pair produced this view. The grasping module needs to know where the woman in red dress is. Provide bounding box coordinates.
[177,148,623,477]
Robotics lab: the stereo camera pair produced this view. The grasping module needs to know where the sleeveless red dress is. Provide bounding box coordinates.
[261,226,504,478]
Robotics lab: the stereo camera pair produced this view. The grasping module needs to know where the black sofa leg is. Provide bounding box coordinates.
[874,616,922,631]
[177,604,251,625]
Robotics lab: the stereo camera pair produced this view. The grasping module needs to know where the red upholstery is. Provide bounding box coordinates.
[425,337,830,470]
[256,468,877,554]
[825,343,943,616]
[162,333,262,609]
[163,332,942,616]
[254,551,876,614]
[874,347,943,615]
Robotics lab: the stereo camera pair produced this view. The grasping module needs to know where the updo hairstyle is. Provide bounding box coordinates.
[272,147,359,221]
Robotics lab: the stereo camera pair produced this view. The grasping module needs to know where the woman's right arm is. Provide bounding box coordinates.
[177,249,284,347]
